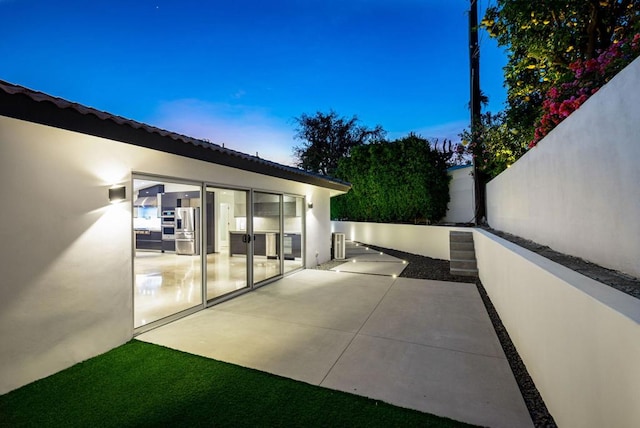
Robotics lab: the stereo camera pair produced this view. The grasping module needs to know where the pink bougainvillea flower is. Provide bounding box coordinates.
[530,32,640,148]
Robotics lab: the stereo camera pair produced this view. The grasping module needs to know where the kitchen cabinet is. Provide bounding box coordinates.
[162,240,175,252]
[284,201,297,216]
[138,184,164,197]
[253,202,279,217]
[229,232,301,260]
[135,230,162,251]
[229,231,278,257]
[254,234,266,256]
[251,201,297,217]
[283,233,302,259]
[161,192,177,210]
[234,202,246,217]
[162,191,201,210]
[230,232,248,255]
[234,200,298,217]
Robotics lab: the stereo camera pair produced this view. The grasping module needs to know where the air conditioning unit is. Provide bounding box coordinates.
[332,233,346,260]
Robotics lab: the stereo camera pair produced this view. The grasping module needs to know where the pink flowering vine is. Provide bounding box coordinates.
[530,33,640,148]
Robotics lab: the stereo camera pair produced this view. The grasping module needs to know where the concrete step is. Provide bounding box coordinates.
[450,259,478,270]
[450,249,476,260]
[449,231,478,277]
[450,267,479,277]
[449,231,474,243]
[450,241,475,251]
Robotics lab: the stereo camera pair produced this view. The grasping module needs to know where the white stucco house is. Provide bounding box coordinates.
[0,80,350,394]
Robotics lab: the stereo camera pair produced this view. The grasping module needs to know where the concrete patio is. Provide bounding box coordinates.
[137,243,532,427]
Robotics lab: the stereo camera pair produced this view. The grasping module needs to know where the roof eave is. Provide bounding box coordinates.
[0,81,352,193]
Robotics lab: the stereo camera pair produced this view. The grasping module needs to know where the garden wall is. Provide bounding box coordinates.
[331,221,464,260]
[332,221,640,427]
[443,164,474,224]
[475,229,640,428]
[486,56,640,279]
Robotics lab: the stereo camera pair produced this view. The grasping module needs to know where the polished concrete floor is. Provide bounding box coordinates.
[134,249,302,327]
[138,244,533,427]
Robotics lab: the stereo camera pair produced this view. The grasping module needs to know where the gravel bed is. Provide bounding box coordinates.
[483,227,640,300]
[316,243,557,427]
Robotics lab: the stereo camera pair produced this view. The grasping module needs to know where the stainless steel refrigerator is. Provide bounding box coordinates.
[175,207,200,255]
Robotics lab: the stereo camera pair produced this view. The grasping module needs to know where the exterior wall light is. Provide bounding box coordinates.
[307,201,313,209]
[109,185,126,203]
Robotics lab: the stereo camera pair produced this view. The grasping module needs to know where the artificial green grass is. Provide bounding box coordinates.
[0,341,476,427]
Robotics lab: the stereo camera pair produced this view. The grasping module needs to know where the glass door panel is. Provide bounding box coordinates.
[283,195,304,274]
[205,187,250,302]
[133,178,202,328]
[253,191,282,283]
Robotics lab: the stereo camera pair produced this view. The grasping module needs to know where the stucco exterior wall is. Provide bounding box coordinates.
[486,56,640,279]
[443,165,474,224]
[331,221,469,260]
[475,229,640,428]
[307,187,332,266]
[0,115,334,394]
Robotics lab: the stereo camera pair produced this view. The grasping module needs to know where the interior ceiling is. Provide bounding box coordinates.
[134,180,199,193]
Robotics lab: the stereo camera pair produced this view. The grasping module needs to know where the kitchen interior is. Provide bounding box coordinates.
[133,179,304,328]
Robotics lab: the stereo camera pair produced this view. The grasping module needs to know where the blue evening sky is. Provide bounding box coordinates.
[1,0,507,165]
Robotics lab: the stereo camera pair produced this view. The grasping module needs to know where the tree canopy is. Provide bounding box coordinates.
[459,111,526,178]
[461,0,640,180]
[292,110,386,176]
[482,0,640,146]
[331,134,452,224]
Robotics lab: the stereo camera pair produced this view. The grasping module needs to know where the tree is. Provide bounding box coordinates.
[483,0,640,145]
[459,111,527,179]
[531,32,640,146]
[331,134,452,224]
[292,110,385,176]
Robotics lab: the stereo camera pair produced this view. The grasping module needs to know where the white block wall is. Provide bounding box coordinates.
[475,229,640,428]
[443,165,475,224]
[331,221,465,260]
[486,56,640,279]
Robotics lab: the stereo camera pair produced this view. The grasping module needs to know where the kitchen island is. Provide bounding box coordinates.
[135,229,162,251]
[229,231,301,259]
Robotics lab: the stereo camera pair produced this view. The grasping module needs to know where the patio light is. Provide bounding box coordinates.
[109,185,126,203]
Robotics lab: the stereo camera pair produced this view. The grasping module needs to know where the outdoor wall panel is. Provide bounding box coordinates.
[486,56,640,279]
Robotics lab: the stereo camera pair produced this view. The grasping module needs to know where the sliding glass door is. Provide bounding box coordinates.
[252,191,282,284]
[133,178,202,329]
[133,178,306,331]
[283,195,304,274]
[205,187,250,302]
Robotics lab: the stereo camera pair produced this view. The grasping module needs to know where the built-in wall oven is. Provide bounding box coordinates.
[161,226,175,240]
[161,210,175,241]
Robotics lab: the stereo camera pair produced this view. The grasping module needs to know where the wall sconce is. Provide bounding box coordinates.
[109,185,126,203]
[307,201,313,209]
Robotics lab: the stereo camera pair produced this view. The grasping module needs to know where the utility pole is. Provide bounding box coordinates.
[469,0,484,224]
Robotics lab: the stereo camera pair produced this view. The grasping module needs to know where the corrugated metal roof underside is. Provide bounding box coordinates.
[0,79,351,193]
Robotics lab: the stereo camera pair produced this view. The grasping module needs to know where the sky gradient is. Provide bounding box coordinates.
[1,0,507,165]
